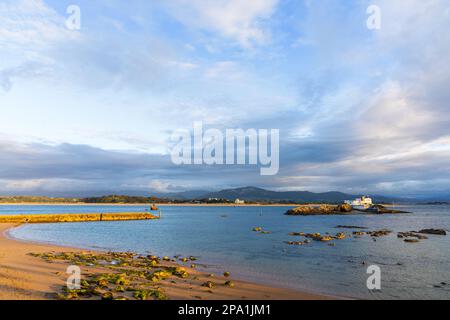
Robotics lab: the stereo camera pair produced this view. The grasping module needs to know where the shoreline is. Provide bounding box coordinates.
[0,202,406,207]
[0,203,298,207]
[0,223,333,300]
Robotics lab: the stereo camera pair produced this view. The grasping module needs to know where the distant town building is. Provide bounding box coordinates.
[235,198,245,204]
[344,196,373,209]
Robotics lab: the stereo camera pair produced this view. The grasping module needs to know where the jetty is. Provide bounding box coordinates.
[0,212,159,224]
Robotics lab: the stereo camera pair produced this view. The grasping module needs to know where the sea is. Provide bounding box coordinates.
[3,204,450,299]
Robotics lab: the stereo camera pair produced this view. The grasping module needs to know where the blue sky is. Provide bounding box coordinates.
[1,0,450,197]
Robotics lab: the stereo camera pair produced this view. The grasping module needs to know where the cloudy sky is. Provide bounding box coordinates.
[1,0,450,198]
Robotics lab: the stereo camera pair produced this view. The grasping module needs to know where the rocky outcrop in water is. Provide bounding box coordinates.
[357,205,409,214]
[417,229,447,235]
[285,205,352,216]
[397,232,428,240]
[285,203,409,216]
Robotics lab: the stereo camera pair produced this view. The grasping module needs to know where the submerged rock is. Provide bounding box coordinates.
[404,238,420,243]
[397,232,428,240]
[336,225,367,229]
[285,241,305,246]
[359,205,410,214]
[288,232,306,236]
[417,229,447,236]
[367,229,392,237]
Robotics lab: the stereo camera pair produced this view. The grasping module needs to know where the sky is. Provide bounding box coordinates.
[1,0,450,198]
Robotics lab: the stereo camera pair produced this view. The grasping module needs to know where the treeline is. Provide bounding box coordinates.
[0,196,80,203]
[1,195,307,204]
[82,195,163,204]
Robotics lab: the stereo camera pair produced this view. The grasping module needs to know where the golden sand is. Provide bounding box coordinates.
[0,223,331,300]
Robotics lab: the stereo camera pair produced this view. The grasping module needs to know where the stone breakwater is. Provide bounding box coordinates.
[0,212,159,224]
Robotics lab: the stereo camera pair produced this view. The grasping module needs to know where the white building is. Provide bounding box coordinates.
[235,198,245,204]
[344,196,373,209]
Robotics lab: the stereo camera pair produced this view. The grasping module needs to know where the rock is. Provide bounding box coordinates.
[404,238,420,243]
[172,267,189,278]
[417,229,446,236]
[319,205,336,214]
[101,292,114,300]
[202,281,215,289]
[223,272,230,277]
[336,225,367,229]
[224,280,235,288]
[288,232,305,236]
[303,232,334,242]
[133,290,149,300]
[285,206,315,215]
[336,203,353,213]
[397,232,428,240]
[285,205,347,216]
[285,241,304,245]
[367,229,392,237]
[334,232,346,240]
[353,231,365,236]
[96,279,109,288]
[114,285,125,292]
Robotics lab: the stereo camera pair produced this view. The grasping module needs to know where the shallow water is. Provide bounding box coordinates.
[5,204,450,299]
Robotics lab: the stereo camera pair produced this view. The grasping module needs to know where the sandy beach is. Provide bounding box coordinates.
[0,223,330,300]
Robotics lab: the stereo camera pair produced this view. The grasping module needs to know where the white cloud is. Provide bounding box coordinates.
[0,0,81,91]
[0,0,78,51]
[166,0,278,47]
[204,61,241,79]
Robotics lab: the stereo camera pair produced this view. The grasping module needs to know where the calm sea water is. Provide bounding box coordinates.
[4,204,450,299]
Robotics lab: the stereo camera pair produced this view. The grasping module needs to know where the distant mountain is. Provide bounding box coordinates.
[2,186,408,204]
[199,186,401,204]
[155,190,210,200]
